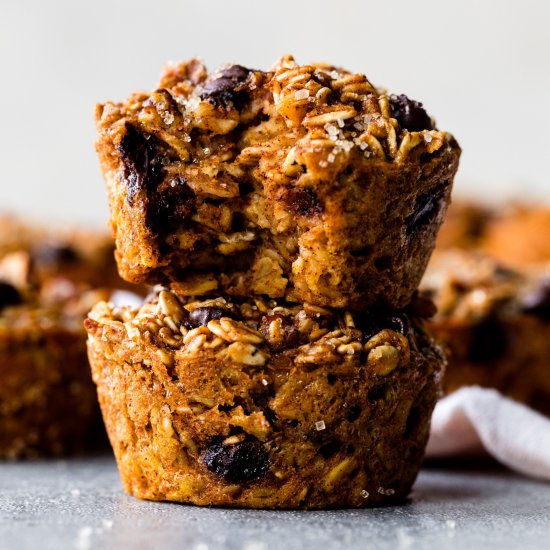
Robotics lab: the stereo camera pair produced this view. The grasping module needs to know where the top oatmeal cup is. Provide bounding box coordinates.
[95,56,460,310]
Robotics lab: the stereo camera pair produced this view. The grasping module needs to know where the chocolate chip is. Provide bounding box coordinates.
[405,185,447,237]
[468,319,508,363]
[389,94,434,132]
[318,440,341,459]
[187,306,239,328]
[387,313,410,335]
[0,281,22,310]
[33,243,79,266]
[520,277,550,320]
[287,187,324,217]
[200,438,269,484]
[346,404,362,423]
[374,256,391,271]
[356,311,410,341]
[118,124,164,205]
[403,403,422,439]
[146,176,196,233]
[200,65,254,109]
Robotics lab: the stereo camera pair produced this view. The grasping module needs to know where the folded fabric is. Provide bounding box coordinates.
[426,386,550,481]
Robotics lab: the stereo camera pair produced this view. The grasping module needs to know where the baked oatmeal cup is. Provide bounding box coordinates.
[86,289,444,508]
[421,249,550,416]
[0,249,111,458]
[95,56,460,310]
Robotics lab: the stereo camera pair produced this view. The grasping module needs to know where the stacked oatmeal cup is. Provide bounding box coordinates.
[87,56,460,508]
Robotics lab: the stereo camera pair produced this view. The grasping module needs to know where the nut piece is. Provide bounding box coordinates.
[365,329,411,375]
[207,317,264,344]
[367,345,400,376]
[226,342,267,366]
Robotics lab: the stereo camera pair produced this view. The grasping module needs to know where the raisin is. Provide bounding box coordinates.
[146,176,196,233]
[405,185,447,237]
[187,306,239,328]
[389,94,433,132]
[259,313,299,350]
[200,438,269,484]
[468,319,508,363]
[117,124,164,205]
[33,243,79,266]
[0,281,22,310]
[200,65,254,109]
[520,277,550,320]
[287,187,323,217]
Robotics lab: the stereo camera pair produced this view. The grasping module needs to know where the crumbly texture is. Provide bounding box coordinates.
[86,290,444,508]
[421,249,550,416]
[95,56,460,310]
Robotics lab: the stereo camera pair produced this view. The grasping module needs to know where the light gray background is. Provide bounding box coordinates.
[1,0,549,227]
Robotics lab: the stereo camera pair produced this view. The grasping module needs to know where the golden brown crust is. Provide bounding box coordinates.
[421,249,550,416]
[95,56,460,310]
[86,290,444,508]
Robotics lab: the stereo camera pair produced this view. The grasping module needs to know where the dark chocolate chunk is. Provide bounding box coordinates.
[187,306,239,328]
[200,65,254,109]
[146,176,196,233]
[468,319,508,363]
[318,440,341,459]
[346,404,362,423]
[403,403,422,439]
[33,243,79,266]
[389,94,434,132]
[200,438,269,484]
[117,124,164,205]
[405,185,447,237]
[357,311,410,341]
[0,281,22,310]
[287,187,324,217]
[520,277,550,320]
[374,255,391,271]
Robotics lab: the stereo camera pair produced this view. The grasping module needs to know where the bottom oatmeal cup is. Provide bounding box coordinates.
[86,290,444,508]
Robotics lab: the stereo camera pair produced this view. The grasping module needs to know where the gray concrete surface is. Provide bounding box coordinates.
[1,455,549,550]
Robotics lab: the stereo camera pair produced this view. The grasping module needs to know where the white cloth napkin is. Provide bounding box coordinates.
[426,386,550,481]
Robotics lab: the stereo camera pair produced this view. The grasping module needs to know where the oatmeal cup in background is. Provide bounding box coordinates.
[0,217,144,458]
